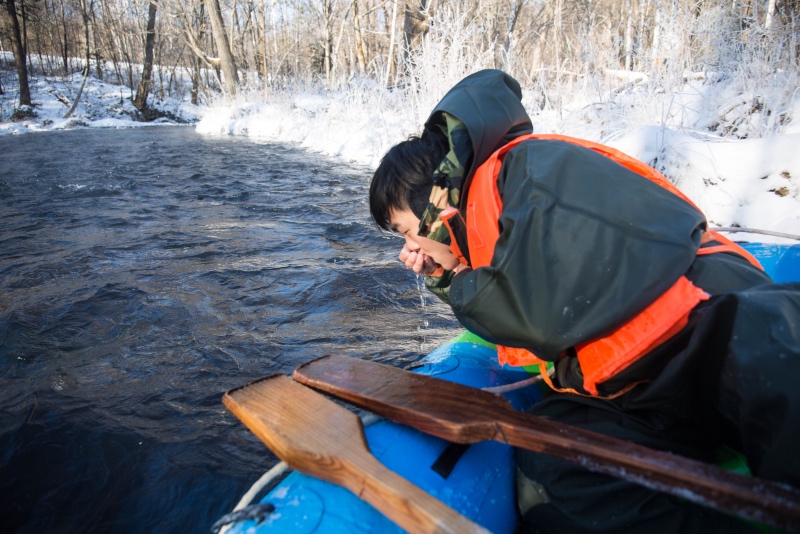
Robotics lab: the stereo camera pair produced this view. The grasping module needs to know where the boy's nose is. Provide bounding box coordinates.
[404,236,420,250]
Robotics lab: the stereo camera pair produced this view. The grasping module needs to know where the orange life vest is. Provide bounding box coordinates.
[441,134,763,397]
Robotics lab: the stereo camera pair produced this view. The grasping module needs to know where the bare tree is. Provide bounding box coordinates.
[352,0,366,74]
[1,0,32,106]
[57,0,69,74]
[133,0,157,115]
[205,0,239,95]
[624,0,634,70]
[765,0,777,28]
[385,0,397,85]
[402,0,431,50]
[65,0,92,118]
[321,0,334,81]
[90,0,103,79]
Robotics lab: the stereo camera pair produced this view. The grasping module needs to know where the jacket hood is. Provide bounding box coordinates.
[424,69,533,201]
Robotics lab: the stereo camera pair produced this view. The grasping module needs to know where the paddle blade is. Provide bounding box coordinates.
[223,374,367,487]
[223,374,490,534]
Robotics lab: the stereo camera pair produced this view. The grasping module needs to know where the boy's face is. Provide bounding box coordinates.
[389,207,461,272]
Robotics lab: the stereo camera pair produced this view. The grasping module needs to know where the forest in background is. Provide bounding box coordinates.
[1,0,798,137]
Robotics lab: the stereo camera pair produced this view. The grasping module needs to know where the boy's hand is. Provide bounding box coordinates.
[399,243,440,275]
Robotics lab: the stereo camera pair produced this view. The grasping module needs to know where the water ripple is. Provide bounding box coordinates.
[0,126,458,533]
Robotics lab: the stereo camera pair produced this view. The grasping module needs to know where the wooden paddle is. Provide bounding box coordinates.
[294,354,800,533]
[222,374,490,534]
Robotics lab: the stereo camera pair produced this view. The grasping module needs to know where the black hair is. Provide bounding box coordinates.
[369,130,449,231]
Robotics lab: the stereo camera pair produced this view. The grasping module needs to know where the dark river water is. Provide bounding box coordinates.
[0,126,459,533]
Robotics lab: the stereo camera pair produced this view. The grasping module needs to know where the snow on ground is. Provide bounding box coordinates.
[2,68,799,244]
[193,81,416,169]
[0,71,201,134]
[610,127,800,241]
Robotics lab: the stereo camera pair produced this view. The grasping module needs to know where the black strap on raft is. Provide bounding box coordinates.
[210,502,275,533]
[431,442,471,479]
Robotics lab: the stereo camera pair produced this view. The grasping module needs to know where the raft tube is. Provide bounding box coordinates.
[222,242,800,534]
[740,242,800,283]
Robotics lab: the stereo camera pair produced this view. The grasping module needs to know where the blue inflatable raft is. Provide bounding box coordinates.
[220,242,800,534]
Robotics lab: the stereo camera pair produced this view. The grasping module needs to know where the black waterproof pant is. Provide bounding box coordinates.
[516,283,800,533]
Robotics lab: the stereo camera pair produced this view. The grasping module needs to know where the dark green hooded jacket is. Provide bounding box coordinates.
[424,70,770,392]
[415,70,800,496]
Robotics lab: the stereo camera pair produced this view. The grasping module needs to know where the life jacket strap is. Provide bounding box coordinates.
[699,230,763,269]
[440,207,471,267]
[536,360,648,399]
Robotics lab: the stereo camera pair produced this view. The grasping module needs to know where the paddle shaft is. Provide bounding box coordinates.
[497,409,799,529]
[346,450,485,534]
[223,374,489,534]
[294,354,800,533]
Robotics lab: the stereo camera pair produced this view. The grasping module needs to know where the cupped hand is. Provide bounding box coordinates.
[399,243,440,275]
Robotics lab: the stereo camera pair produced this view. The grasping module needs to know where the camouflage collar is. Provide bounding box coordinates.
[417,113,473,244]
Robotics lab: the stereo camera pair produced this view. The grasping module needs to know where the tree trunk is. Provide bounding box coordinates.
[651,0,663,71]
[268,0,280,72]
[765,0,776,28]
[402,0,430,51]
[385,0,398,86]
[192,2,206,105]
[91,3,103,80]
[59,0,69,74]
[3,0,32,106]
[501,0,524,70]
[205,0,239,95]
[322,0,333,82]
[330,6,350,81]
[639,0,649,66]
[20,0,30,74]
[624,0,634,70]
[352,0,367,74]
[256,0,267,78]
[554,0,562,78]
[65,0,92,118]
[133,0,158,114]
[230,1,248,86]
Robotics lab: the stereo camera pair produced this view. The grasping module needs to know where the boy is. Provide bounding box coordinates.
[370,69,799,532]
